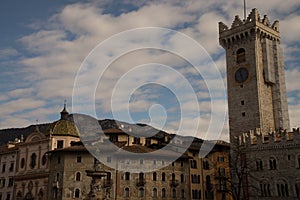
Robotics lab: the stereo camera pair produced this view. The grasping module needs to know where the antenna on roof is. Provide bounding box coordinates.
[243,0,247,20]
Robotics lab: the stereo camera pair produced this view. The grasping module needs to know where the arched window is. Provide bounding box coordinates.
[125,172,130,180]
[260,182,271,196]
[162,188,166,198]
[256,159,263,171]
[16,191,22,200]
[181,189,185,198]
[38,189,43,200]
[30,153,37,169]
[172,188,176,198]
[162,172,166,181]
[139,172,144,180]
[277,182,289,197]
[152,188,158,197]
[139,187,144,197]
[74,188,80,198]
[237,48,246,63]
[180,174,184,183]
[297,155,300,168]
[41,154,47,166]
[269,158,277,170]
[124,187,130,197]
[172,173,175,181]
[153,172,157,181]
[75,172,81,181]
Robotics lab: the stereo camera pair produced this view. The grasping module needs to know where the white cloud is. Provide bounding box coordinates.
[0,0,299,142]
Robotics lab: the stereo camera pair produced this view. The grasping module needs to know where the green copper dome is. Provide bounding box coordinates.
[48,119,79,137]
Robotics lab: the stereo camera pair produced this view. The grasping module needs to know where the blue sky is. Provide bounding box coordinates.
[0,0,300,141]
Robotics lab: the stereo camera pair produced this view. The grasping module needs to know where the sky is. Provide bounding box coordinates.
[0,0,300,142]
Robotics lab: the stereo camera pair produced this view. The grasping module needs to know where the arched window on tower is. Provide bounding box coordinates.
[237,48,246,64]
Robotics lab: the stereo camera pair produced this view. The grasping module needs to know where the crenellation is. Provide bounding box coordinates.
[231,15,244,28]
[239,128,300,147]
[262,15,270,26]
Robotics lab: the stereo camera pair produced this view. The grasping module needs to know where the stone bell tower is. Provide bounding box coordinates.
[219,8,290,141]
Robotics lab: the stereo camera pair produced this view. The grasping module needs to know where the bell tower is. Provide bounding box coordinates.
[219,8,290,141]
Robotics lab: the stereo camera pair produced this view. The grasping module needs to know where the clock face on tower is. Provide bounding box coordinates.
[235,67,248,83]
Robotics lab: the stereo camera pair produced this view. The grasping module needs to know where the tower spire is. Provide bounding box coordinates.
[60,100,69,120]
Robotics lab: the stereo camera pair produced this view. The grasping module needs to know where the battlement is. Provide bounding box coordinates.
[219,8,280,48]
[237,127,300,147]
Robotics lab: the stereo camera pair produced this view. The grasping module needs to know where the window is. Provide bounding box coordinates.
[140,159,143,165]
[75,172,81,181]
[190,160,197,168]
[2,164,5,173]
[162,172,166,181]
[236,48,246,63]
[298,155,300,168]
[41,154,47,166]
[57,156,61,164]
[242,112,246,117]
[152,188,158,197]
[172,188,176,198]
[9,163,14,172]
[139,188,144,197]
[153,160,156,165]
[6,193,10,200]
[38,189,43,200]
[0,178,5,188]
[219,168,226,177]
[260,183,271,196]
[162,188,166,198]
[8,177,13,187]
[57,140,64,149]
[125,172,130,181]
[269,158,277,170]
[218,156,225,162]
[256,160,263,171]
[172,173,175,181]
[203,161,209,170]
[181,161,184,167]
[172,162,174,166]
[21,158,25,168]
[139,172,144,182]
[153,172,157,181]
[56,173,59,181]
[241,100,245,105]
[109,135,118,142]
[74,188,80,198]
[134,137,140,144]
[106,156,111,163]
[181,189,185,198]
[180,174,184,183]
[16,191,22,200]
[30,153,37,169]
[295,183,300,197]
[277,183,289,197]
[77,155,82,163]
[124,187,130,197]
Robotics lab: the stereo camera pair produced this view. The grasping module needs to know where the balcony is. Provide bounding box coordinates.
[136,179,146,187]
[169,179,179,187]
